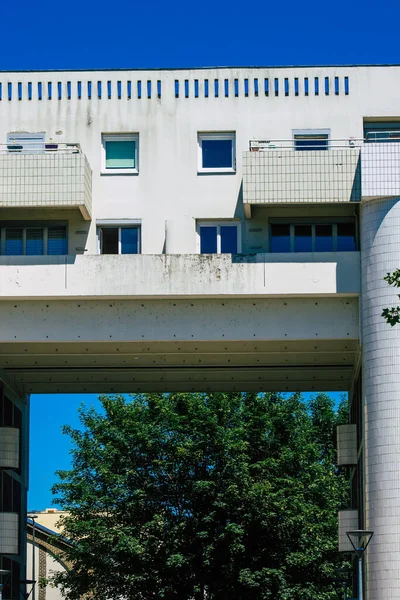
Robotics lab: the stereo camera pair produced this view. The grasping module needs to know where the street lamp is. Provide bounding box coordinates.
[346,529,374,600]
[0,569,10,600]
[27,515,38,600]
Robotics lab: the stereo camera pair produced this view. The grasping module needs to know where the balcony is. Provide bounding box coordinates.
[242,139,361,210]
[361,140,400,199]
[0,143,92,220]
[0,252,360,298]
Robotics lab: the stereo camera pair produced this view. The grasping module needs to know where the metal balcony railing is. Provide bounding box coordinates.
[1,141,81,154]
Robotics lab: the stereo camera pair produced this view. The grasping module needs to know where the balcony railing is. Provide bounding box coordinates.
[0,142,92,219]
[243,139,362,207]
[244,134,400,207]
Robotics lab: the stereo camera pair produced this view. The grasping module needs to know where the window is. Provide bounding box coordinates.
[98,225,141,254]
[198,132,236,173]
[197,221,240,254]
[7,132,45,153]
[364,121,400,142]
[293,129,330,151]
[0,225,67,256]
[102,134,139,174]
[270,221,356,253]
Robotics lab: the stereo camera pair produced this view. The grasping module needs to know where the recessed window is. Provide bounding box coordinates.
[198,133,236,173]
[364,121,400,142]
[102,134,139,174]
[0,225,67,256]
[270,221,356,253]
[7,132,45,153]
[197,221,240,254]
[98,225,141,254]
[293,129,330,151]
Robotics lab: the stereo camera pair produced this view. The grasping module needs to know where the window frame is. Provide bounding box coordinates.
[101,133,139,175]
[197,132,236,174]
[97,222,142,255]
[196,220,241,254]
[269,218,358,253]
[292,128,330,151]
[0,222,68,256]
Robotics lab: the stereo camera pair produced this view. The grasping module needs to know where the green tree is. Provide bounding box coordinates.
[382,269,400,325]
[52,392,349,600]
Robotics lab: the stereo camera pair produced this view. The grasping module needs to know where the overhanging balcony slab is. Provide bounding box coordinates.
[243,148,361,206]
[0,150,92,219]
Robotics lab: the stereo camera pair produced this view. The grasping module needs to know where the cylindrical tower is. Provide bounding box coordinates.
[361,196,400,599]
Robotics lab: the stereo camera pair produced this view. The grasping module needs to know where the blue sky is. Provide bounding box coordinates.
[2,0,400,71]
[29,392,346,509]
[21,0,389,508]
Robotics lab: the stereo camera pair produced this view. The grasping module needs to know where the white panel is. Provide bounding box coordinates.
[337,424,357,466]
[0,512,19,554]
[0,253,361,299]
[0,427,20,469]
[338,509,358,552]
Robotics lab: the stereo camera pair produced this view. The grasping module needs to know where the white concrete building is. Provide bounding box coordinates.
[0,64,399,598]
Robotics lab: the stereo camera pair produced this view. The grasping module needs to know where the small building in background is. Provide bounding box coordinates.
[26,509,70,600]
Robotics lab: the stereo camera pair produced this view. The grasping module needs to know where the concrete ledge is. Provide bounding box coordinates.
[0,252,360,299]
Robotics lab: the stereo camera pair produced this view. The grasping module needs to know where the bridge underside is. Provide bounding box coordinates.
[1,339,358,393]
[0,297,359,394]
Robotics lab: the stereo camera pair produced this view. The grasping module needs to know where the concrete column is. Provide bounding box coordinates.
[361,197,400,599]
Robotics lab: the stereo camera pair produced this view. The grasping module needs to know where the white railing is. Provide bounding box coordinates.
[0,141,81,154]
[250,133,400,151]
[249,138,363,151]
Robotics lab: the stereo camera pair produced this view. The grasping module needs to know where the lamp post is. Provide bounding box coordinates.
[0,569,10,600]
[27,515,38,600]
[346,529,374,600]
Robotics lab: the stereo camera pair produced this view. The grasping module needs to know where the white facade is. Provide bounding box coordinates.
[1,64,400,598]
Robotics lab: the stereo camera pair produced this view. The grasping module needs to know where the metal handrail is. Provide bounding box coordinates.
[0,142,81,154]
[249,133,400,151]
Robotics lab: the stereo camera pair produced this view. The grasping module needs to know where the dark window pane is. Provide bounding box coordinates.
[5,229,23,255]
[294,135,328,150]
[294,225,312,252]
[26,228,44,255]
[48,227,67,255]
[101,228,118,254]
[315,225,333,251]
[337,223,356,251]
[121,228,139,254]
[271,224,290,252]
[3,472,12,511]
[3,396,13,427]
[202,139,232,168]
[200,227,217,253]
[220,226,237,253]
[13,405,22,431]
[12,479,21,512]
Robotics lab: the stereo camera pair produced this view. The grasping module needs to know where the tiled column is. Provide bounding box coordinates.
[361,197,400,599]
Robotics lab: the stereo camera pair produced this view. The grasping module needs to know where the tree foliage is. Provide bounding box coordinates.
[52,392,349,600]
[382,269,400,326]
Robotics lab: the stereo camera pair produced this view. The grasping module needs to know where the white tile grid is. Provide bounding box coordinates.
[242,149,360,203]
[361,197,400,599]
[0,512,18,554]
[0,427,19,469]
[0,153,91,214]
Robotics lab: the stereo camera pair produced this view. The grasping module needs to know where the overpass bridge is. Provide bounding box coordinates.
[0,64,400,599]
